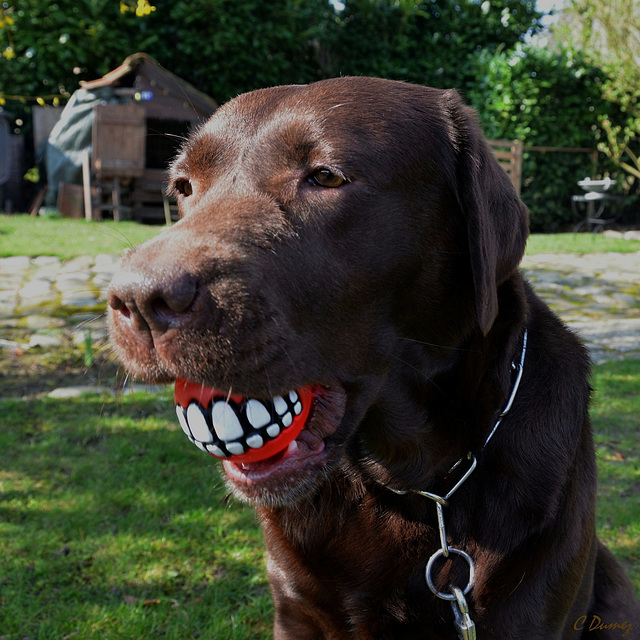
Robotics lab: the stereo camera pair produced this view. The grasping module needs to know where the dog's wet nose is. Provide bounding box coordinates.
[108,267,198,335]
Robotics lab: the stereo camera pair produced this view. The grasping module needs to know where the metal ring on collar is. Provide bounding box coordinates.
[425,547,475,601]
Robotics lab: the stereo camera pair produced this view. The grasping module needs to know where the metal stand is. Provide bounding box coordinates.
[572,192,623,232]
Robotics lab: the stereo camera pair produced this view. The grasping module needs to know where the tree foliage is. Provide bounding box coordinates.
[1,0,635,228]
[0,1,146,106]
[554,0,640,195]
[555,0,639,101]
[146,0,337,104]
[0,0,544,108]
[332,0,543,89]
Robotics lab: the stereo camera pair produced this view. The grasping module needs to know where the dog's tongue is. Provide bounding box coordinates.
[174,379,313,463]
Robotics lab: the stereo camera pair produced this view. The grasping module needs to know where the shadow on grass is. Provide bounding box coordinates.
[0,393,273,639]
[2,359,639,636]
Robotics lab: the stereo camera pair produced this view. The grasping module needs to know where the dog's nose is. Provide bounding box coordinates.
[108,266,198,335]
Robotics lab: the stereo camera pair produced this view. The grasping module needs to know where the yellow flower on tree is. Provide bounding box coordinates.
[135,0,156,17]
[120,0,155,16]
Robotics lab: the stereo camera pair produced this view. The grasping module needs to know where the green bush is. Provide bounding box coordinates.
[464,44,616,230]
[144,0,338,104]
[328,0,543,90]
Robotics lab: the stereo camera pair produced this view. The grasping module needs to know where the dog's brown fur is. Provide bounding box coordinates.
[108,77,639,638]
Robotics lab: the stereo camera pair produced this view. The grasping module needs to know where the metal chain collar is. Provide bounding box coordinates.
[382,329,528,640]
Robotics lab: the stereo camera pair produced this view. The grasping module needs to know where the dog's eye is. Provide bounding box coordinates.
[174,179,193,197]
[309,168,346,188]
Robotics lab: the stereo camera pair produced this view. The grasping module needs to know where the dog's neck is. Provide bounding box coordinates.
[351,274,529,493]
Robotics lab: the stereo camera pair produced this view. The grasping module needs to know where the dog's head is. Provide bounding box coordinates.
[108,77,528,506]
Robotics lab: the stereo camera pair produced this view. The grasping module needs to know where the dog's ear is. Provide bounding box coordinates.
[443,90,529,335]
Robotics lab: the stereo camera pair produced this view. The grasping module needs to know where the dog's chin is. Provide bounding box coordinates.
[172,377,348,508]
[220,384,347,507]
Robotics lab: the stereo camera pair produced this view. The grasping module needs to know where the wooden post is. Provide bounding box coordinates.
[512,140,524,196]
[487,139,524,195]
[81,148,93,221]
[112,177,121,222]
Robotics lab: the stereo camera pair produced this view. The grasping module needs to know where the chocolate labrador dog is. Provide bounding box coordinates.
[108,77,639,638]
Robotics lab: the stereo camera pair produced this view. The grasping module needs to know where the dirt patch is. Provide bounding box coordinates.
[0,336,122,398]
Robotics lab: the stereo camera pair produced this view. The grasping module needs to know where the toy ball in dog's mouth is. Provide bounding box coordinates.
[174,379,313,463]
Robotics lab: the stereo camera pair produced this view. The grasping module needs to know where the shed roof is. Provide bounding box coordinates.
[81,52,217,121]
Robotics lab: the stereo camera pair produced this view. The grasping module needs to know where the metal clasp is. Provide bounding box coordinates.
[451,587,476,640]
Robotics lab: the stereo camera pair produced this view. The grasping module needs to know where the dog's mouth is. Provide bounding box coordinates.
[175,379,347,502]
[175,379,315,462]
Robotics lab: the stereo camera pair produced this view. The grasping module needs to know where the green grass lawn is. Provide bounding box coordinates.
[1,214,638,634]
[0,389,272,639]
[0,214,162,259]
[591,360,640,581]
[0,360,638,637]
[2,213,640,259]
[525,232,640,255]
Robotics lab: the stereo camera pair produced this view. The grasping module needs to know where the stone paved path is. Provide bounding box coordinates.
[0,250,638,396]
[521,252,640,363]
[0,254,118,354]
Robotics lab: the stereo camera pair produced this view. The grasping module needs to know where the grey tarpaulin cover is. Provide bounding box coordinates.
[44,86,122,205]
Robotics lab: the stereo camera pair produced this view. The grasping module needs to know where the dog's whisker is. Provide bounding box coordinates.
[163,132,189,142]
[73,312,107,331]
[396,336,480,353]
[263,366,274,402]
[386,353,447,397]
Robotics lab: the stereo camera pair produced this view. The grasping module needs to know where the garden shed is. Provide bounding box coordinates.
[45,53,218,221]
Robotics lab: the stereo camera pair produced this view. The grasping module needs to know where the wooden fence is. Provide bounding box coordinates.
[488,140,599,197]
